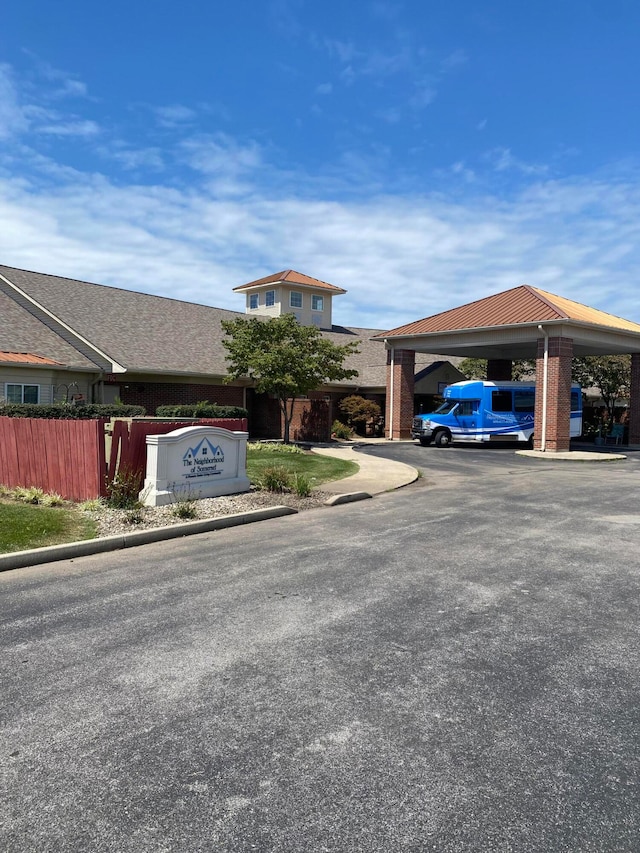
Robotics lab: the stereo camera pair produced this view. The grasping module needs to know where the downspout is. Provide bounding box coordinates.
[538,325,549,452]
[387,341,394,440]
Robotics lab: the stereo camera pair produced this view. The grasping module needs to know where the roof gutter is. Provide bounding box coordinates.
[386,339,394,440]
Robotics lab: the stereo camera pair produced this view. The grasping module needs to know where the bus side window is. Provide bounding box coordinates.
[514,390,534,413]
[571,391,580,411]
[492,390,512,412]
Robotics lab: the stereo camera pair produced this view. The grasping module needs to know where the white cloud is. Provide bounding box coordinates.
[36,119,100,137]
[153,104,197,128]
[316,82,333,95]
[487,147,549,176]
[0,64,29,137]
[2,64,640,336]
[2,148,640,333]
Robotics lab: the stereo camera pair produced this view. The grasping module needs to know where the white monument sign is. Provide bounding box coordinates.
[141,426,250,507]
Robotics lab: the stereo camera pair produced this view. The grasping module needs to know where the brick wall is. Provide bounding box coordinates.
[290,393,331,442]
[534,336,573,452]
[116,381,244,415]
[629,353,640,445]
[386,349,415,439]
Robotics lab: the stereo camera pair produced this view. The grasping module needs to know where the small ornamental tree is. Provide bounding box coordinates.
[221,314,360,443]
[338,395,381,434]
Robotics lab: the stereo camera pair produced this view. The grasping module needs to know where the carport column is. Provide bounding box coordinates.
[386,348,415,439]
[629,353,640,445]
[486,359,513,380]
[533,335,573,452]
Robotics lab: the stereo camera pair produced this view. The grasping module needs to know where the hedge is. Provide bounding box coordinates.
[0,403,147,420]
[155,403,248,418]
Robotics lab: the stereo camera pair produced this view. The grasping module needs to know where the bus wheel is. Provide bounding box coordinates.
[434,430,451,448]
[419,437,431,447]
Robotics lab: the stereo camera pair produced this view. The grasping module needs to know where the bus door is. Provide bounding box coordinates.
[455,400,480,438]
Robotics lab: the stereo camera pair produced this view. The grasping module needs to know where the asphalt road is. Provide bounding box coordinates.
[2,443,640,852]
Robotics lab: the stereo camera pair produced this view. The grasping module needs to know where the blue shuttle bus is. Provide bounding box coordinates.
[411,380,582,447]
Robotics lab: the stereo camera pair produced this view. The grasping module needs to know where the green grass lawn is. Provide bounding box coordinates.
[0,500,97,555]
[246,447,357,488]
[0,449,356,554]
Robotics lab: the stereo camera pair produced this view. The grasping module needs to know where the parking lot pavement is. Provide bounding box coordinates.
[2,444,640,852]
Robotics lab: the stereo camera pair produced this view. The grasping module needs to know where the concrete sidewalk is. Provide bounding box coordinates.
[311,440,418,500]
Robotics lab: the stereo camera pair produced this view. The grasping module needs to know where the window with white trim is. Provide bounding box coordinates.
[311,294,324,311]
[249,294,259,309]
[265,290,275,307]
[5,383,40,404]
[289,291,303,309]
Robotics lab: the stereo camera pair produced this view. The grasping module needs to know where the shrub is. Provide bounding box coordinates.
[171,499,198,520]
[331,420,354,440]
[247,442,302,454]
[155,402,248,419]
[260,465,292,493]
[292,472,312,497]
[338,395,381,431]
[78,498,104,512]
[40,492,65,507]
[105,467,143,509]
[14,486,46,505]
[170,485,199,519]
[0,403,146,419]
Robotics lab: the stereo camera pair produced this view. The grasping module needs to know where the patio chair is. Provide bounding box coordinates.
[604,423,625,445]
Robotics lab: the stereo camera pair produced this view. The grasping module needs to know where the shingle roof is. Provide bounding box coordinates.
[0,288,98,370]
[0,351,62,365]
[1,264,426,385]
[0,264,461,387]
[233,269,347,294]
[380,284,640,338]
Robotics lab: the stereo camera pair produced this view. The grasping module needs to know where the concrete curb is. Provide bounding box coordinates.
[0,506,298,573]
[516,450,627,462]
[324,491,373,506]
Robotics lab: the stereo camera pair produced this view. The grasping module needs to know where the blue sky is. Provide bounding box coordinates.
[1,0,640,331]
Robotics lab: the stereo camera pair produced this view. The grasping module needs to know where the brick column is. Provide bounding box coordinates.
[629,353,640,446]
[533,336,573,452]
[386,348,415,439]
[486,359,512,380]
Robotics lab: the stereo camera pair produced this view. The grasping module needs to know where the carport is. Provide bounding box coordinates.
[375,285,640,451]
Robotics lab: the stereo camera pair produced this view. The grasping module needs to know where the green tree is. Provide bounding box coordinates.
[458,358,536,380]
[338,395,381,434]
[221,314,360,443]
[571,355,631,424]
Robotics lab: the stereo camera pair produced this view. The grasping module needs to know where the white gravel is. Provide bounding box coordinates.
[82,487,331,538]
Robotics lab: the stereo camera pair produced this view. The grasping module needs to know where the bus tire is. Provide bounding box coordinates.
[434,430,451,448]
[419,437,431,447]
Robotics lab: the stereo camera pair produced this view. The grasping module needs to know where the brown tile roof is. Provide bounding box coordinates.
[380,284,640,338]
[233,269,347,294]
[0,351,61,365]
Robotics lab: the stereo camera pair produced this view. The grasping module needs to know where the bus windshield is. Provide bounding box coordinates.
[433,400,459,415]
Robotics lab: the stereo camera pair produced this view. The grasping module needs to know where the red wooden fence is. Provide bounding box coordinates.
[0,417,248,502]
[0,417,107,501]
